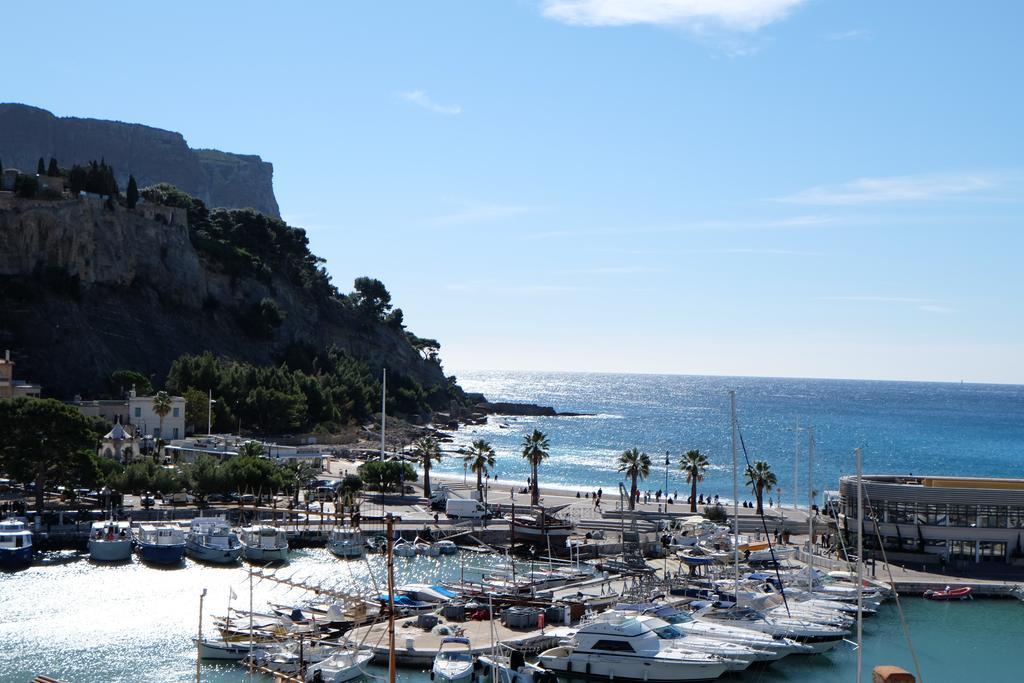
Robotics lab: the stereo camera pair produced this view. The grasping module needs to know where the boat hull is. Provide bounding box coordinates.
[186,542,242,564]
[329,542,364,559]
[0,545,33,568]
[89,539,133,562]
[242,544,289,563]
[137,542,186,565]
[538,651,726,682]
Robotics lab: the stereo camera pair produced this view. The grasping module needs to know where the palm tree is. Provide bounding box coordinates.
[745,460,777,515]
[617,448,651,511]
[152,390,172,459]
[520,429,550,506]
[413,435,442,498]
[681,449,709,513]
[462,439,496,495]
[238,441,266,458]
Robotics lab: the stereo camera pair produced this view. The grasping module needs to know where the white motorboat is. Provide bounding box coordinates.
[634,615,774,669]
[415,537,441,556]
[432,636,474,682]
[185,517,242,564]
[396,583,458,603]
[328,526,364,559]
[0,518,33,568]
[392,538,416,558]
[693,603,848,654]
[654,608,809,659]
[88,520,133,562]
[476,651,556,683]
[434,539,458,555]
[135,523,186,565]
[305,647,373,682]
[240,525,289,563]
[537,613,730,681]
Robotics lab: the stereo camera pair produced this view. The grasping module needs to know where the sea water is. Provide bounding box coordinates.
[438,372,1024,506]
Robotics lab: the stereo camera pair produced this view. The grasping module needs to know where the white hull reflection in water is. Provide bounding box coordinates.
[0,548,1022,682]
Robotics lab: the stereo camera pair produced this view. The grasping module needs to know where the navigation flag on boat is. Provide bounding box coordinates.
[229,587,237,601]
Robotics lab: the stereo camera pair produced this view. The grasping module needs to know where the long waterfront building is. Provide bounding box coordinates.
[838,474,1024,565]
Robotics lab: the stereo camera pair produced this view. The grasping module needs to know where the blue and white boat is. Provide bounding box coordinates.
[239,525,289,563]
[135,523,186,565]
[88,520,133,562]
[185,517,241,564]
[327,525,364,559]
[0,518,33,568]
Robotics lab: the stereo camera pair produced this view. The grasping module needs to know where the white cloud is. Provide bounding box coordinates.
[827,29,870,41]
[424,200,543,227]
[540,0,806,31]
[524,214,836,239]
[818,296,937,303]
[778,172,999,205]
[396,90,462,115]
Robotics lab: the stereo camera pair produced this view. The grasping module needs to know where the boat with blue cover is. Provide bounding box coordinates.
[135,523,186,565]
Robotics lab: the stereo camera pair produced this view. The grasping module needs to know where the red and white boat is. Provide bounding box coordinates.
[923,585,972,601]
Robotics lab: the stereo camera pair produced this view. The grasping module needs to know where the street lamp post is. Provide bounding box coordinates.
[663,450,670,514]
[463,462,467,485]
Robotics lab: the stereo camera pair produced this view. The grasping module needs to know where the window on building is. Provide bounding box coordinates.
[950,540,976,561]
[916,503,947,526]
[948,505,978,527]
[979,541,1006,563]
[153,427,161,438]
[173,428,179,439]
[1009,507,1024,529]
[134,407,141,418]
[172,407,180,417]
[978,506,1007,528]
[886,502,915,524]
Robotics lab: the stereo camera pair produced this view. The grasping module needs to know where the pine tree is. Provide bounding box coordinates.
[126,175,139,209]
[47,157,59,177]
[36,158,45,175]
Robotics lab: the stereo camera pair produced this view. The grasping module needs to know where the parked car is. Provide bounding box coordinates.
[167,492,194,506]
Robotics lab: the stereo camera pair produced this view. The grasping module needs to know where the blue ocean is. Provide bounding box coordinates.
[438,372,1024,504]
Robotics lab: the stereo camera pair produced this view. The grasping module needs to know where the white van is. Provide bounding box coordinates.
[445,498,490,520]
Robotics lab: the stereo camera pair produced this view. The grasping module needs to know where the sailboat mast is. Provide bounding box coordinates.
[807,426,815,589]
[855,446,864,682]
[730,390,739,603]
[793,421,800,512]
[387,514,397,683]
[381,368,387,460]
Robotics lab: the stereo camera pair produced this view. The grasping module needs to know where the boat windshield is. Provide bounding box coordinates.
[662,613,693,625]
[651,624,685,639]
[439,652,472,662]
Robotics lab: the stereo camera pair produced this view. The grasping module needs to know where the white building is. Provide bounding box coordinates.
[128,391,186,441]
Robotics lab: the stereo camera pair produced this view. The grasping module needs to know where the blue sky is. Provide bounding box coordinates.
[3,1,1022,383]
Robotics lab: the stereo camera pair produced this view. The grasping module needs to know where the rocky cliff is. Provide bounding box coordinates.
[0,103,279,217]
[0,195,446,402]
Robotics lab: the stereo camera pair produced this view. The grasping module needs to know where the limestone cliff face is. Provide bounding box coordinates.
[0,103,280,217]
[0,197,446,400]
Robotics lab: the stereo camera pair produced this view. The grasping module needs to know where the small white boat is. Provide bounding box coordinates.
[0,518,33,568]
[432,636,474,682]
[135,523,186,565]
[415,537,441,556]
[195,637,263,660]
[88,520,133,562]
[186,517,241,564]
[396,583,459,603]
[476,651,554,683]
[305,647,373,682]
[328,526,364,559]
[393,538,416,557]
[435,539,458,555]
[240,525,289,563]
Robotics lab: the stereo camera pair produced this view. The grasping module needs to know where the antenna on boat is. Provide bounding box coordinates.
[808,426,815,591]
